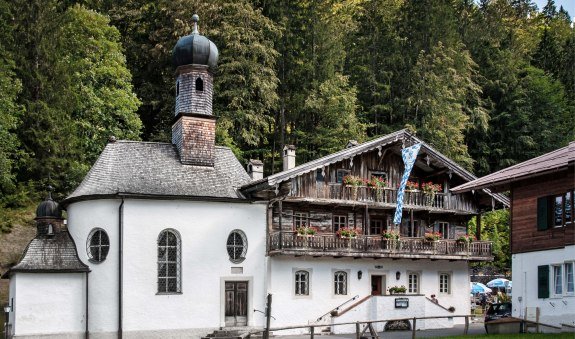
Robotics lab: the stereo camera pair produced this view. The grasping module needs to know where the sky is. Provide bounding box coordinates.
[533,0,575,21]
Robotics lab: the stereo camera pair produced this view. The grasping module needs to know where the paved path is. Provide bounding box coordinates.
[275,322,486,338]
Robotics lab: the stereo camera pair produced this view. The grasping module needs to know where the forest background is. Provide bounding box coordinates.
[0,0,574,273]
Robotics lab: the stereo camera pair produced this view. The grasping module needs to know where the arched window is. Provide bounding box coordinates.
[334,271,347,295]
[227,230,247,264]
[295,270,309,295]
[157,229,181,293]
[87,228,110,263]
[195,77,204,91]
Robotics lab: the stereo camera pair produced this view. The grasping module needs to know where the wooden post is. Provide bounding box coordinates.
[412,317,417,339]
[476,211,482,241]
[278,201,283,249]
[263,294,272,339]
[310,326,314,339]
[464,316,469,335]
[356,322,360,339]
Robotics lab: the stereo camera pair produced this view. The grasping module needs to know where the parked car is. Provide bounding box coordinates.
[484,302,512,333]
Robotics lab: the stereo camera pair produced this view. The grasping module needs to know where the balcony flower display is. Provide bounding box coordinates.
[424,231,442,241]
[296,226,318,236]
[336,226,362,239]
[405,180,419,190]
[343,175,362,200]
[456,234,476,244]
[388,285,407,294]
[382,230,400,240]
[421,182,442,206]
[367,176,387,201]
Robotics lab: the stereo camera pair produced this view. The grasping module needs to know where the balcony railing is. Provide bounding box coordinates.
[268,232,493,261]
[288,184,476,213]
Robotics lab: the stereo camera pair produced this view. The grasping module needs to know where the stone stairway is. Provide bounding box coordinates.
[201,329,243,339]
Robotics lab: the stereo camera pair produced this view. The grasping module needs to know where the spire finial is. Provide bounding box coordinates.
[192,14,199,34]
[47,184,54,200]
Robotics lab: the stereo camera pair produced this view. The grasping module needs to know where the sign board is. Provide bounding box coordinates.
[395,297,409,308]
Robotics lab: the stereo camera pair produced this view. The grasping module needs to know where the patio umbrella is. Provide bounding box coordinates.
[470,282,492,294]
[487,278,510,288]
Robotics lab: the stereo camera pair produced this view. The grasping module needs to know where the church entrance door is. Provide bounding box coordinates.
[225,281,248,326]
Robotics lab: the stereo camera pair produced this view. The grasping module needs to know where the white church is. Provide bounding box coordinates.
[3,16,508,338]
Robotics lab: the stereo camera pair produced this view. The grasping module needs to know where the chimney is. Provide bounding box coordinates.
[283,145,296,171]
[247,159,264,180]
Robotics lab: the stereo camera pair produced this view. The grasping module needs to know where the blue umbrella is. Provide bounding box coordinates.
[470,282,492,294]
[487,278,510,288]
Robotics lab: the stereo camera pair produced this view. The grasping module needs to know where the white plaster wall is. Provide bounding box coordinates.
[12,273,85,337]
[512,245,575,328]
[67,199,121,335]
[8,275,16,337]
[268,257,469,335]
[121,199,267,333]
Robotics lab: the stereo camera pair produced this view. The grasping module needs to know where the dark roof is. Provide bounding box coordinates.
[36,196,62,218]
[241,129,509,207]
[64,141,251,204]
[452,141,575,193]
[172,15,218,69]
[3,231,89,277]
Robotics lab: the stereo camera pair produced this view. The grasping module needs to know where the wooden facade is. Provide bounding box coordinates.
[511,170,575,254]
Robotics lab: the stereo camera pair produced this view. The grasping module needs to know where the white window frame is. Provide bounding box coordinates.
[334,270,348,296]
[294,269,311,297]
[438,222,450,239]
[294,211,309,229]
[552,264,563,296]
[408,272,420,294]
[439,272,451,294]
[86,228,110,263]
[333,215,347,232]
[565,261,574,295]
[227,229,248,264]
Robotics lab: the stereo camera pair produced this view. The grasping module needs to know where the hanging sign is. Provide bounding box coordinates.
[393,143,421,225]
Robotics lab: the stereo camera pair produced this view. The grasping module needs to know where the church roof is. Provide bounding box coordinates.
[64,141,251,204]
[4,231,89,276]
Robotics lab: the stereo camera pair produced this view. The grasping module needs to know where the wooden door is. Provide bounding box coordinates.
[225,281,248,326]
[371,275,385,295]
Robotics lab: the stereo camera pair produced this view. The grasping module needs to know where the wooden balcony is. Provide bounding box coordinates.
[288,184,477,214]
[268,232,493,261]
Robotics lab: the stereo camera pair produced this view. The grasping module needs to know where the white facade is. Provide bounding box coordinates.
[512,245,575,329]
[66,198,267,338]
[9,273,86,338]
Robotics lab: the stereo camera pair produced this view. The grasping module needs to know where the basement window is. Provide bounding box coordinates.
[87,228,110,263]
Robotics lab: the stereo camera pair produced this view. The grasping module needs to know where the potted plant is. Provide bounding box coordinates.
[336,226,361,239]
[343,175,363,200]
[388,285,407,295]
[421,182,442,206]
[382,230,400,240]
[424,231,442,242]
[405,180,419,191]
[296,226,318,236]
[367,176,387,201]
[456,234,476,244]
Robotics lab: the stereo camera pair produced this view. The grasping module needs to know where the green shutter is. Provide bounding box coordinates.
[538,265,550,299]
[537,197,549,231]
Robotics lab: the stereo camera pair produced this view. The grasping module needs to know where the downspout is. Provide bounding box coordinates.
[118,198,124,339]
[85,271,89,339]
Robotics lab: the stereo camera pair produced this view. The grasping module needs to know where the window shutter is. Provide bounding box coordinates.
[537,197,549,231]
[538,265,550,299]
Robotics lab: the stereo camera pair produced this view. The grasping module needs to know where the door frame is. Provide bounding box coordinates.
[220,276,253,327]
[369,273,386,296]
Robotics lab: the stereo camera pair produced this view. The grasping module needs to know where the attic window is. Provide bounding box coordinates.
[87,228,110,263]
[195,77,204,91]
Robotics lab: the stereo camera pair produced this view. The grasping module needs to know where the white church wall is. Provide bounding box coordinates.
[512,245,575,329]
[120,199,267,335]
[67,199,121,335]
[267,257,469,335]
[12,273,85,338]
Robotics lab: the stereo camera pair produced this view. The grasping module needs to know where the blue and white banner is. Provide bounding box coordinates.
[393,143,422,225]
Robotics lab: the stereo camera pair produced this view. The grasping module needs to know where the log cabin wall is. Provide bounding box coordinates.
[511,169,575,254]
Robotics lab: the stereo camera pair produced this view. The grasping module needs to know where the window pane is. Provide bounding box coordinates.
[566,192,572,223]
[157,230,181,293]
[566,263,574,293]
[167,248,177,261]
[554,265,563,294]
[227,230,247,264]
[554,195,564,227]
[158,278,166,293]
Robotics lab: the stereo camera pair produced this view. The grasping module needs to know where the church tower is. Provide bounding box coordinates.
[172,14,219,166]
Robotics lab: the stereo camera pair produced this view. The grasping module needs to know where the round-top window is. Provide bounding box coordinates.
[87,228,110,263]
[226,230,247,264]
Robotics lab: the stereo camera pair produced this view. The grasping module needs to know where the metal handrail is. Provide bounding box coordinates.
[316,295,360,321]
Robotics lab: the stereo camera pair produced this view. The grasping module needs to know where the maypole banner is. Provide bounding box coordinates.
[393,143,422,225]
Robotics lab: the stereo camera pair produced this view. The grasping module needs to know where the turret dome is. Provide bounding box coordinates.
[36,187,62,219]
[172,14,219,69]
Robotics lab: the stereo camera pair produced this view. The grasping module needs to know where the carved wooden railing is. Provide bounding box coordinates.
[289,183,475,213]
[269,233,493,259]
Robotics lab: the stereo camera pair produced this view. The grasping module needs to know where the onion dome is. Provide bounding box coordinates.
[36,186,62,219]
[173,14,219,69]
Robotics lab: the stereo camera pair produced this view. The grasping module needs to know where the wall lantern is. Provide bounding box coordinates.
[357,270,363,280]
[396,271,401,280]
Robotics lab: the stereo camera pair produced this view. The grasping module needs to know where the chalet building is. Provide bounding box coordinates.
[453,143,575,331]
[3,16,508,338]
